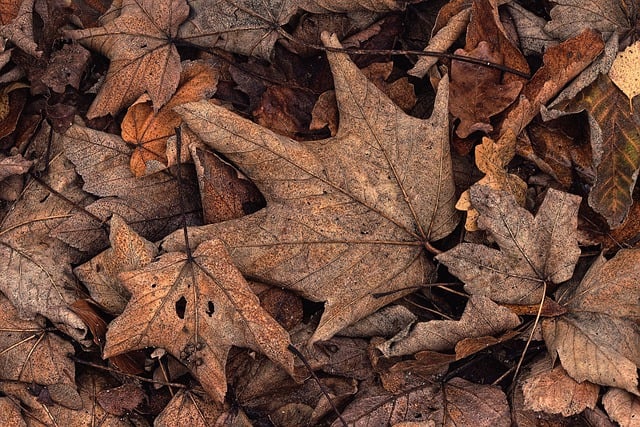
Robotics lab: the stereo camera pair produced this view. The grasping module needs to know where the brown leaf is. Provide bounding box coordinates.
[543,249,640,394]
[572,74,640,228]
[104,239,295,402]
[337,305,416,338]
[0,397,25,427]
[96,382,145,416]
[609,40,640,101]
[67,0,189,118]
[602,388,640,427]
[121,60,219,177]
[155,389,253,427]
[54,124,201,254]
[443,377,511,427]
[0,0,40,56]
[522,356,599,417]
[74,214,157,314]
[253,86,317,139]
[377,295,520,357]
[457,129,527,231]
[0,153,31,181]
[162,32,459,345]
[437,185,581,304]
[505,2,557,56]
[449,42,523,138]
[40,43,90,93]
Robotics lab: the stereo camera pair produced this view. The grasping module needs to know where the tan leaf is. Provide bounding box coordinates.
[522,357,599,417]
[505,2,557,56]
[609,40,640,102]
[542,249,640,394]
[104,239,295,402]
[0,153,31,182]
[155,389,253,427]
[54,124,201,254]
[0,397,25,427]
[74,214,157,314]
[602,388,640,427]
[121,60,220,177]
[0,0,39,56]
[437,185,581,304]
[67,0,189,118]
[544,0,637,40]
[443,377,511,427]
[457,129,527,231]
[162,32,459,345]
[377,295,520,357]
[337,305,416,338]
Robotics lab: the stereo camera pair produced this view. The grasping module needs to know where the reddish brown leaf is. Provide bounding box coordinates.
[96,382,145,416]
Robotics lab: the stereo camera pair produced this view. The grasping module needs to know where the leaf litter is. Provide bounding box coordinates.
[0,0,639,424]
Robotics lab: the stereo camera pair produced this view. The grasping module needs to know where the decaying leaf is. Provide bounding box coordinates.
[545,0,637,41]
[74,214,157,314]
[609,40,640,101]
[377,295,520,357]
[162,32,459,345]
[67,0,189,118]
[155,389,253,427]
[104,239,295,402]
[0,153,31,182]
[572,74,640,228]
[54,124,201,254]
[542,249,640,394]
[457,129,527,231]
[0,0,40,57]
[602,388,640,427]
[437,185,581,305]
[121,60,219,177]
[522,356,599,417]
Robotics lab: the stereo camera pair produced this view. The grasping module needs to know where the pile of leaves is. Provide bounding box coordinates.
[0,0,639,425]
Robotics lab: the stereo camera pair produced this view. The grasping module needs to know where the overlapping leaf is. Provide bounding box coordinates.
[162,32,459,345]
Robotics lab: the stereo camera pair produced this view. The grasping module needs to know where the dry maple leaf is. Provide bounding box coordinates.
[66,0,189,118]
[162,32,459,345]
[542,249,640,395]
[437,185,581,305]
[104,239,295,403]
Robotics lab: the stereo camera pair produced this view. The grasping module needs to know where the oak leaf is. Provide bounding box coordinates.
[542,249,640,394]
[66,0,189,118]
[162,32,459,345]
[104,239,295,403]
[437,185,581,305]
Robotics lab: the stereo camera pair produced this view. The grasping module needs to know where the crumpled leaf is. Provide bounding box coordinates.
[121,60,219,177]
[67,0,189,118]
[544,0,637,41]
[522,356,599,417]
[377,295,520,357]
[602,388,640,427]
[437,185,581,305]
[449,41,523,138]
[179,0,408,60]
[609,40,640,102]
[0,133,88,344]
[73,214,157,314]
[53,124,201,254]
[572,74,640,228]
[40,43,91,94]
[456,129,527,231]
[104,239,295,403]
[0,0,40,56]
[162,32,459,345]
[542,249,640,394]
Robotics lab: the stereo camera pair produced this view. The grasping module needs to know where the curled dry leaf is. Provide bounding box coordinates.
[67,0,189,118]
[377,295,520,357]
[162,32,459,345]
[456,129,527,231]
[522,356,599,417]
[438,185,581,304]
[542,249,640,394]
[104,239,295,403]
[74,214,157,314]
[602,388,640,427]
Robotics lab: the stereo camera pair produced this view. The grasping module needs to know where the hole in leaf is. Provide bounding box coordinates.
[175,297,187,319]
[205,301,215,316]
[151,283,157,289]
[95,263,102,273]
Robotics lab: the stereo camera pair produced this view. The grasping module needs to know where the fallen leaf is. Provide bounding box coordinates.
[162,32,459,345]
[121,60,219,177]
[377,295,520,357]
[543,249,640,394]
[104,239,295,402]
[67,0,189,118]
[602,388,640,427]
[449,42,523,138]
[53,123,201,254]
[505,2,557,56]
[155,389,253,427]
[522,356,599,417]
[572,74,640,228]
[457,129,527,231]
[253,85,317,139]
[544,0,637,41]
[40,43,90,93]
[609,40,640,101]
[0,0,40,56]
[74,214,158,314]
[443,377,511,427]
[0,153,31,181]
[96,382,145,416]
[337,305,416,338]
[437,185,581,304]
[0,397,24,427]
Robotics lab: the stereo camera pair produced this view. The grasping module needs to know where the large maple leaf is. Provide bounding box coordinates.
[163,33,459,345]
[67,0,189,118]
